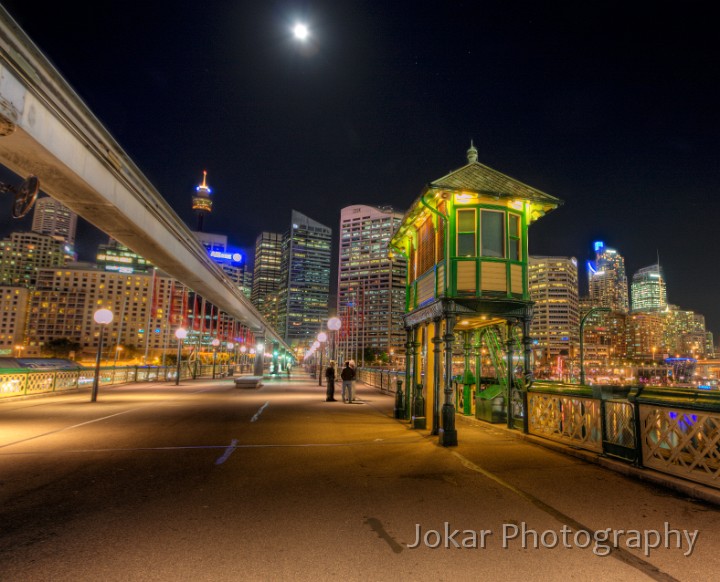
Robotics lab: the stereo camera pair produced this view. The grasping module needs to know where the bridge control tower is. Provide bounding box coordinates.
[192,170,213,231]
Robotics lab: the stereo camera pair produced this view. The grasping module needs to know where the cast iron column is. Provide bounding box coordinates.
[431,318,442,435]
[440,311,457,446]
[403,328,413,420]
[411,327,425,429]
[522,317,533,434]
[506,321,515,429]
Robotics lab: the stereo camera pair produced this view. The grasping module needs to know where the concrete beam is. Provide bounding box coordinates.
[0,7,289,351]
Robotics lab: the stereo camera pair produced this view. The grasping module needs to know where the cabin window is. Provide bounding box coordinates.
[508,214,521,261]
[456,209,476,257]
[480,210,504,258]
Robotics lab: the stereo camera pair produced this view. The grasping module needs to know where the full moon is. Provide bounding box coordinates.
[293,23,309,41]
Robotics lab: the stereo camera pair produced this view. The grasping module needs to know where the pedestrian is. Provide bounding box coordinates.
[325,360,337,401]
[348,359,357,402]
[340,360,355,403]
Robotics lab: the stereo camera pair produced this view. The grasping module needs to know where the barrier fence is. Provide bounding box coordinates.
[0,363,237,399]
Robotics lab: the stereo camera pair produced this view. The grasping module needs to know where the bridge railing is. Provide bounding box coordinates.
[0,363,239,399]
[528,381,720,491]
[357,367,405,395]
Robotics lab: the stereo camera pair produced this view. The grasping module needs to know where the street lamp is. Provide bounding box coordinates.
[14,344,24,359]
[212,338,220,379]
[579,307,610,385]
[91,308,114,402]
[240,345,247,372]
[114,345,123,367]
[327,317,342,364]
[227,342,235,375]
[317,332,328,386]
[175,327,188,386]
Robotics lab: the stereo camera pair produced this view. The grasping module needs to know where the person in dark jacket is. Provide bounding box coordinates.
[340,361,356,403]
[324,361,337,401]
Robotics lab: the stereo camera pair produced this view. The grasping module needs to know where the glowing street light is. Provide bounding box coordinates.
[327,317,341,363]
[240,345,247,372]
[175,327,188,386]
[212,338,220,379]
[91,308,114,402]
[317,332,328,386]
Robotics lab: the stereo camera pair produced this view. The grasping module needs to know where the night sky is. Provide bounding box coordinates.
[1,1,719,334]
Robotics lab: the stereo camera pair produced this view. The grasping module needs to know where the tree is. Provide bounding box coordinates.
[44,338,81,359]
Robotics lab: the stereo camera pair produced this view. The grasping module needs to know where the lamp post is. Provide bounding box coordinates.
[175,327,187,386]
[227,342,234,375]
[327,317,342,364]
[91,308,114,402]
[579,307,610,386]
[240,345,247,372]
[14,344,24,359]
[317,332,328,386]
[114,345,123,367]
[211,338,220,379]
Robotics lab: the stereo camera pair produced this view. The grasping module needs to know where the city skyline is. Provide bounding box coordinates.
[0,1,718,333]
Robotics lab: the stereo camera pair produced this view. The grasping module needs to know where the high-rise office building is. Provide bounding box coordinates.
[587,241,629,313]
[31,195,78,244]
[251,232,284,328]
[528,256,579,365]
[337,204,406,362]
[277,210,331,345]
[631,264,667,312]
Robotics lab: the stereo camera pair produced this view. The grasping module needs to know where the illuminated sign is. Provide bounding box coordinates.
[209,250,243,263]
[593,241,604,252]
[105,265,134,274]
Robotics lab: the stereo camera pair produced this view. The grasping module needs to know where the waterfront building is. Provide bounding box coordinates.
[389,143,561,444]
[0,286,29,355]
[626,311,666,361]
[25,264,175,360]
[277,210,332,346]
[31,195,77,245]
[663,305,707,359]
[337,204,406,365]
[528,256,579,368]
[0,231,66,287]
[251,232,283,327]
[631,264,667,312]
[587,241,629,313]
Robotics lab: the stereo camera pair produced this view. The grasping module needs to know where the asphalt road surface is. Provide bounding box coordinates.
[0,376,718,581]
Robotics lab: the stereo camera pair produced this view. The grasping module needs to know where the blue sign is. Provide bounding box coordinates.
[209,249,243,264]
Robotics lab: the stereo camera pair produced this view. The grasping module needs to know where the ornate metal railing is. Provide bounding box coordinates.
[526,382,720,491]
[635,387,720,489]
[357,368,405,394]
[528,383,603,452]
[0,363,237,399]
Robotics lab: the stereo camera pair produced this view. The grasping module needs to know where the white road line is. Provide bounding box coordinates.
[214,439,239,465]
[250,401,269,423]
[0,408,138,449]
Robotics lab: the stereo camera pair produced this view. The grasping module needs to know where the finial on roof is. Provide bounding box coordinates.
[466,140,478,163]
[201,170,208,188]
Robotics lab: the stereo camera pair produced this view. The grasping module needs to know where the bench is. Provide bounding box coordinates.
[234,376,264,389]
